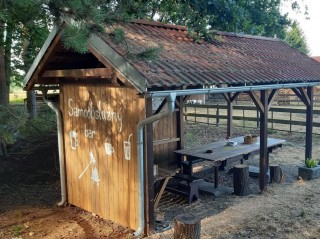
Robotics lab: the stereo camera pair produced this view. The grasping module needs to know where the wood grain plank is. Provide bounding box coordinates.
[119,88,131,225]
[128,87,136,228]
[111,86,120,223]
[42,68,112,78]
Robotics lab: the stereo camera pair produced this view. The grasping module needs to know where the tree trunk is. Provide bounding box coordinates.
[4,24,12,106]
[269,164,282,183]
[233,164,250,196]
[0,21,8,106]
[27,90,37,118]
[174,213,201,239]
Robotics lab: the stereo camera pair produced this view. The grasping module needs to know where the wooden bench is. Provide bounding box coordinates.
[181,158,204,175]
[166,174,203,203]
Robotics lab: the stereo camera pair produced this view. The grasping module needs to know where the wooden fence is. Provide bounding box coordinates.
[208,93,320,107]
[184,104,320,134]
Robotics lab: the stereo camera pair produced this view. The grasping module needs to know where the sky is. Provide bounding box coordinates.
[282,0,320,56]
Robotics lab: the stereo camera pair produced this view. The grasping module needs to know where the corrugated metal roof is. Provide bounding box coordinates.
[312,56,320,62]
[101,20,320,89]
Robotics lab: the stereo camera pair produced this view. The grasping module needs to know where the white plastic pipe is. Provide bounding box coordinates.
[134,92,176,237]
[42,94,67,206]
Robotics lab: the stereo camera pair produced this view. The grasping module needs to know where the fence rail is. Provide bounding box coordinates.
[208,93,320,107]
[184,104,320,134]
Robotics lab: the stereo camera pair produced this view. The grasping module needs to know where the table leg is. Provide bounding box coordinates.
[214,166,218,188]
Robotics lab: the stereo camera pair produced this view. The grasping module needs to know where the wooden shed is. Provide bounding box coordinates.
[23,19,320,236]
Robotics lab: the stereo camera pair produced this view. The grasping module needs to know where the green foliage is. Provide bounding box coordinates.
[285,21,310,55]
[126,45,163,61]
[1,0,51,105]
[110,28,126,45]
[61,21,91,54]
[19,105,57,140]
[136,46,163,61]
[267,129,278,135]
[305,158,318,168]
[11,224,23,237]
[0,104,56,156]
[0,105,27,145]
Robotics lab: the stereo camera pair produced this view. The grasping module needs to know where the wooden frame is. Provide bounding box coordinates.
[42,68,112,78]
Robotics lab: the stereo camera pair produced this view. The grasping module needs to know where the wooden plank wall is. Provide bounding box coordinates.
[153,111,179,170]
[60,82,144,229]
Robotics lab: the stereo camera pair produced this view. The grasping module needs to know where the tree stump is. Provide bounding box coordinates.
[233,164,249,196]
[173,213,201,239]
[269,164,282,183]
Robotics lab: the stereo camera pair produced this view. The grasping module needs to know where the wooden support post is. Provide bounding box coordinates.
[223,93,236,138]
[259,90,269,191]
[145,96,155,234]
[227,101,233,137]
[269,164,282,183]
[177,96,185,169]
[216,105,220,126]
[305,86,313,161]
[233,164,250,196]
[174,213,201,239]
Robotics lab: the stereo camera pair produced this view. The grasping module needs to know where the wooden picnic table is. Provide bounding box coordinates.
[174,137,285,188]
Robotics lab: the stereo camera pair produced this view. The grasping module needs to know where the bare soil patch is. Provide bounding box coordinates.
[1,123,320,238]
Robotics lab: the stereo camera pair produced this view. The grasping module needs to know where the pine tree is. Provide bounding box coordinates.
[285,21,310,55]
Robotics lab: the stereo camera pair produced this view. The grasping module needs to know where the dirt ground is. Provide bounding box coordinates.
[1,123,320,239]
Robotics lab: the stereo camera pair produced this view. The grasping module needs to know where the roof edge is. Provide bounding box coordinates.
[130,19,187,31]
[23,25,61,90]
[89,34,147,92]
[130,19,280,42]
[211,30,281,41]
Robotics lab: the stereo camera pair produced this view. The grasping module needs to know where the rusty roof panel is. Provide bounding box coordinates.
[102,20,320,89]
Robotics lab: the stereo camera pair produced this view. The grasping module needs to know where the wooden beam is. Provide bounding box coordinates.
[223,92,239,138]
[305,86,313,161]
[145,96,155,234]
[223,92,240,103]
[177,96,185,169]
[259,90,269,192]
[88,44,130,87]
[268,89,278,111]
[24,32,62,90]
[230,92,241,102]
[227,100,233,138]
[154,98,167,115]
[292,87,310,106]
[153,138,181,146]
[248,92,264,113]
[223,93,231,103]
[42,68,112,78]
[183,95,191,103]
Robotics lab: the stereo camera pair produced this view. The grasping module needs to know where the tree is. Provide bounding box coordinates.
[0,0,50,112]
[285,21,309,55]
[0,0,9,106]
[126,0,309,43]
[0,0,48,105]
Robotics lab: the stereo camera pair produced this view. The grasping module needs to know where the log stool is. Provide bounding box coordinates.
[174,213,201,239]
[233,164,249,196]
[269,164,282,183]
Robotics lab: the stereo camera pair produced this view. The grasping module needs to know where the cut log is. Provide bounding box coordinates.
[174,213,201,239]
[269,164,282,183]
[233,164,249,196]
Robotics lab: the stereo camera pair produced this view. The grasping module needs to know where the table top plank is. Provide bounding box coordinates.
[174,137,285,162]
